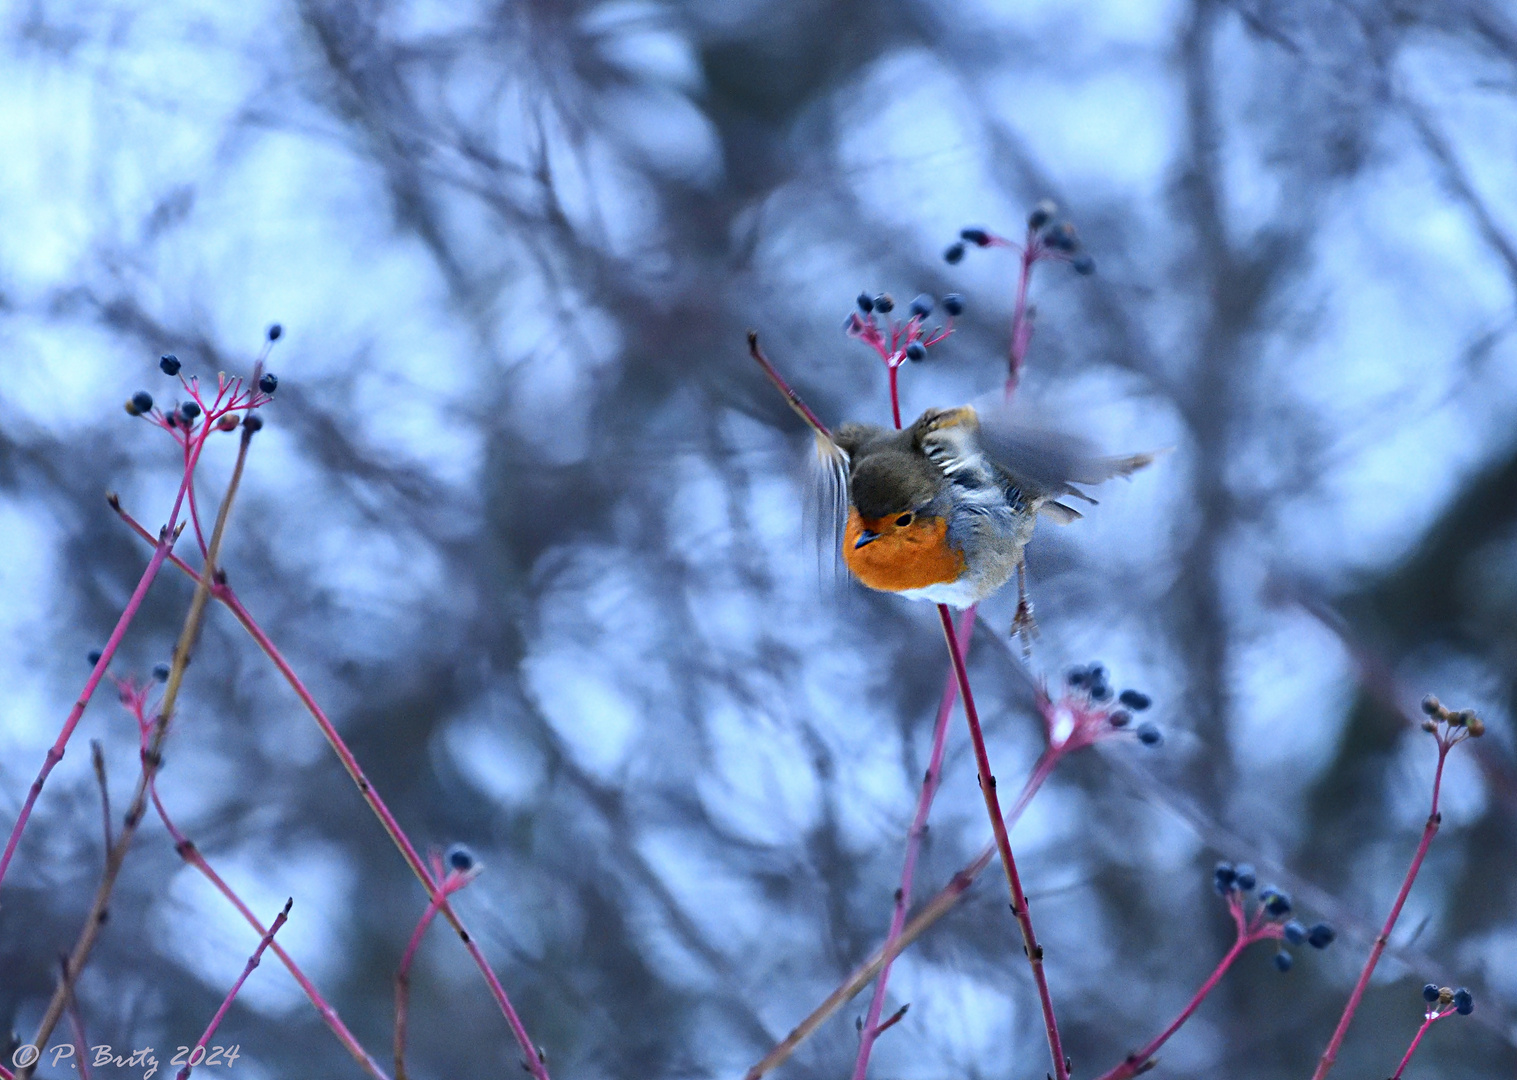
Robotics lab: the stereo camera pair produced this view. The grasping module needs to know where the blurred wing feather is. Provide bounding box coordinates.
[804,431,850,576]
[970,405,1164,501]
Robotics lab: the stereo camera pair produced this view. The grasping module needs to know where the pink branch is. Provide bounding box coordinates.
[0,500,188,893]
[395,854,478,1080]
[1390,1011,1444,1080]
[1311,741,1452,1080]
[939,607,1069,1080]
[1093,891,1277,1080]
[149,782,391,1080]
[178,899,293,1080]
[850,608,974,1078]
[111,503,548,1080]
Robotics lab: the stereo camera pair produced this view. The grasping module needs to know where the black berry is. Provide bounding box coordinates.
[1453,987,1473,1015]
[1136,722,1162,747]
[180,401,201,420]
[959,227,991,246]
[152,663,171,682]
[1072,254,1096,275]
[1273,950,1293,973]
[905,342,926,362]
[1307,923,1336,949]
[857,292,874,314]
[447,844,475,872]
[909,294,934,318]
[872,294,894,314]
[267,324,283,341]
[159,354,181,376]
[943,243,965,264]
[87,649,103,667]
[1118,689,1151,711]
[131,391,154,414]
[1423,983,1440,1003]
[243,413,264,433]
[942,293,964,316]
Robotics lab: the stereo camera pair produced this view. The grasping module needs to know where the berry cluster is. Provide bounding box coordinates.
[1422,982,1474,1017]
[1064,663,1162,747]
[1033,662,1162,753]
[942,200,1095,275]
[124,326,282,444]
[845,290,962,368]
[1213,861,1335,973]
[1420,695,1486,740]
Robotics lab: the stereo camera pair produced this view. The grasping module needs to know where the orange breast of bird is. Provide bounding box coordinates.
[843,509,967,593]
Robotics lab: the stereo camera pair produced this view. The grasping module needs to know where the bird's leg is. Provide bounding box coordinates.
[1011,560,1038,655]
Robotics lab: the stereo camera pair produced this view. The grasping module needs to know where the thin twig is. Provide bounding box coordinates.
[111,502,550,1080]
[18,423,257,1077]
[1310,730,1460,1080]
[0,519,183,893]
[59,956,91,1080]
[178,898,292,1080]
[850,609,973,1079]
[746,749,1060,1080]
[149,782,390,1079]
[1390,1007,1451,1080]
[939,608,1069,1080]
[747,331,833,440]
[89,740,112,853]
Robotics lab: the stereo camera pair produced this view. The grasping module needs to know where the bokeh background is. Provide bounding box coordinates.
[3,1,1517,1077]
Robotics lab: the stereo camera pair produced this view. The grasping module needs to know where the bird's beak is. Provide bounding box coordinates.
[854,529,880,549]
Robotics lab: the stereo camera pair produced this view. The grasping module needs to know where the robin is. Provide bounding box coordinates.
[818,404,1157,617]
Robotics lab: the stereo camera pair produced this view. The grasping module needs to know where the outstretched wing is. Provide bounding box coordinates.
[969,405,1163,523]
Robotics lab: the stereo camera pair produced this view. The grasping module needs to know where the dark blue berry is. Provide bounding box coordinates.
[259,373,278,394]
[243,413,264,433]
[873,294,894,314]
[942,293,964,316]
[152,662,171,682]
[447,844,475,872]
[1072,254,1096,275]
[1118,689,1151,710]
[1234,864,1256,891]
[1136,722,1162,747]
[1091,682,1112,702]
[1043,223,1078,251]
[1108,709,1131,728]
[87,649,103,667]
[944,243,965,265]
[905,342,926,362]
[131,391,153,414]
[1453,987,1473,1015]
[1027,204,1053,230]
[1273,950,1293,973]
[1066,666,1088,687]
[959,228,991,246]
[857,292,874,314]
[909,294,934,318]
[1423,983,1441,1003]
[159,354,181,376]
[267,324,282,341]
[1307,923,1335,949]
[1214,862,1237,888]
[1283,920,1307,946]
[1262,888,1292,918]
[180,401,201,420]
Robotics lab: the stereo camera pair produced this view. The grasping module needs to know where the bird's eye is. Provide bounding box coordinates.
[894,513,914,527]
